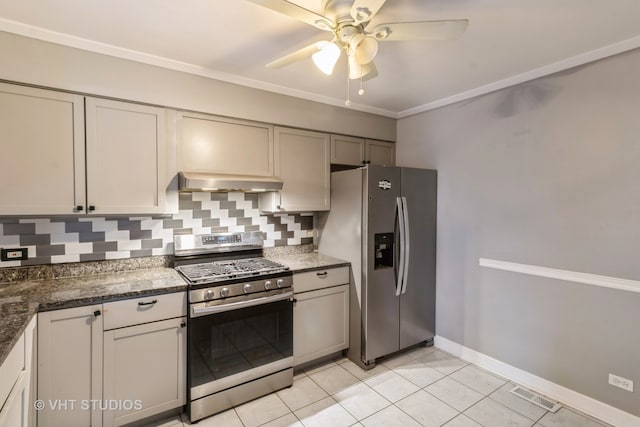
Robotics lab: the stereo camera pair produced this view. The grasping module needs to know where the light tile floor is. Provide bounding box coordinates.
[151,346,613,427]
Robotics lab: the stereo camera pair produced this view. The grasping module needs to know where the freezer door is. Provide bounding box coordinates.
[363,166,402,362]
[399,168,437,349]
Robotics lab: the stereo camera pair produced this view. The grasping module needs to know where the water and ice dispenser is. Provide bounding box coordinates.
[374,233,394,269]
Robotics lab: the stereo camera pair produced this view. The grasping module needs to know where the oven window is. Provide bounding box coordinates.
[189,299,293,388]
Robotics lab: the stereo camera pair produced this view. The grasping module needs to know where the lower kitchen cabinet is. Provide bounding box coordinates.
[38,305,103,427]
[293,267,350,367]
[37,292,186,427]
[0,316,36,427]
[103,318,186,427]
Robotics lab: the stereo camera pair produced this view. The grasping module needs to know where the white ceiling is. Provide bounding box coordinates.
[1,0,639,118]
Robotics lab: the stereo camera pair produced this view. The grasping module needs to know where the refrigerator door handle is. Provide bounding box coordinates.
[400,196,410,295]
[396,197,406,297]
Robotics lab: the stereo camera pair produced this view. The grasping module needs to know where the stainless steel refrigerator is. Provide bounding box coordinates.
[318,165,436,368]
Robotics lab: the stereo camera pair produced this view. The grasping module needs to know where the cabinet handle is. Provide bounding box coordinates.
[76,205,84,211]
[316,272,328,278]
[94,310,101,317]
[88,205,96,212]
[180,322,186,328]
[291,298,297,303]
[138,299,158,306]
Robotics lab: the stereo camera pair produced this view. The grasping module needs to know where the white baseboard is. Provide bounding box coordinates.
[434,336,639,427]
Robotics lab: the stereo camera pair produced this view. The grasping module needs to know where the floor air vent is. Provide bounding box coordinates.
[509,386,562,413]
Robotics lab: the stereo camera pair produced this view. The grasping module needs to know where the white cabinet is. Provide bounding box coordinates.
[178,112,274,177]
[330,135,395,167]
[0,83,84,215]
[37,292,186,427]
[38,305,103,427]
[293,267,350,367]
[260,127,330,213]
[0,316,36,427]
[103,318,186,427]
[102,292,186,427]
[0,83,173,216]
[85,98,169,215]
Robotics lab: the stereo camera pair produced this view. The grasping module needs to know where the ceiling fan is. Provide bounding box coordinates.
[247,0,469,102]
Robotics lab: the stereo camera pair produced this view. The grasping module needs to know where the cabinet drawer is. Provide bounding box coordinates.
[293,266,349,293]
[103,292,187,330]
[0,333,24,408]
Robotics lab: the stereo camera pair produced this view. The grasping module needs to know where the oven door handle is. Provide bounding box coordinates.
[190,291,294,317]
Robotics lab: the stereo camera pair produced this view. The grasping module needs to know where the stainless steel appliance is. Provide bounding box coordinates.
[318,165,437,368]
[174,232,294,423]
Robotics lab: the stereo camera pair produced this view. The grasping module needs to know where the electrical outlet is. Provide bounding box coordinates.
[0,247,29,261]
[609,374,634,392]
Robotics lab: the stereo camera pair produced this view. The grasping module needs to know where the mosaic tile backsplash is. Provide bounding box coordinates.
[0,192,314,268]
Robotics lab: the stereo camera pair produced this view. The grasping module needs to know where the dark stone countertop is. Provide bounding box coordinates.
[267,252,350,273]
[0,267,187,367]
[0,251,349,368]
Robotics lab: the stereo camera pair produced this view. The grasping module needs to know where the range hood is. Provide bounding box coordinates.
[178,172,283,192]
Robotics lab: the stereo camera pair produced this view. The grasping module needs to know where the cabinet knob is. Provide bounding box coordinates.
[94,310,101,317]
[76,205,84,211]
[88,205,96,212]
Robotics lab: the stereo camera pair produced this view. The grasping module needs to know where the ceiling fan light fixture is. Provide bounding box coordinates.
[350,34,378,64]
[348,52,373,79]
[312,41,341,75]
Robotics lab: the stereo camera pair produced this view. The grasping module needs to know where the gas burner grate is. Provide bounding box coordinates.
[176,258,289,284]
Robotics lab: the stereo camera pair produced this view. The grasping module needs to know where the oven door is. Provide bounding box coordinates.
[188,290,293,400]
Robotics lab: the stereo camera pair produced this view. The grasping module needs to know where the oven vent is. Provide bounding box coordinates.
[509,386,562,413]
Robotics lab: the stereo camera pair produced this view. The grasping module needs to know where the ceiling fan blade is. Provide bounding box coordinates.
[247,0,335,30]
[368,19,469,41]
[266,42,325,69]
[350,0,387,25]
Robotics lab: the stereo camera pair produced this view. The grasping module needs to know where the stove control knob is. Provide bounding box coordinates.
[204,289,215,300]
[276,279,285,288]
[264,280,273,290]
[220,287,230,298]
[243,283,252,294]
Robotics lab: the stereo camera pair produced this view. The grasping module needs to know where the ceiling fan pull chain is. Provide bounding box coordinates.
[359,75,365,96]
[345,69,352,107]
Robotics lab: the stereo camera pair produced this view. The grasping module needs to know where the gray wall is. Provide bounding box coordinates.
[0,32,395,141]
[397,49,640,416]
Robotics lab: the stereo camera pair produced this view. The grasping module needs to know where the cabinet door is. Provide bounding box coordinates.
[0,372,27,427]
[294,284,349,367]
[178,112,274,177]
[261,127,330,212]
[103,317,186,427]
[38,305,103,427]
[330,135,365,166]
[0,83,85,215]
[365,139,395,166]
[85,98,168,215]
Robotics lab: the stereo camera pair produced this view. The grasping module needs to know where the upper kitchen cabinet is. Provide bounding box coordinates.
[365,139,396,166]
[0,83,173,216]
[85,98,169,215]
[178,112,274,177]
[260,127,330,212]
[0,83,85,215]
[330,135,395,167]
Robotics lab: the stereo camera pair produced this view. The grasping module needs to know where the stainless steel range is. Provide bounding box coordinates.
[174,232,294,423]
